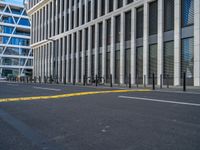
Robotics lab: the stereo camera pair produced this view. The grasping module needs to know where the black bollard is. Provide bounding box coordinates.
[110,74,113,87]
[39,76,41,83]
[95,75,98,86]
[160,74,162,89]
[166,74,169,88]
[152,73,155,90]
[136,74,139,88]
[183,72,186,92]
[129,73,131,88]
[73,75,75,85]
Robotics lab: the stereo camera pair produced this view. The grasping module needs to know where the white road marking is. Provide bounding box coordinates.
[118,96,200,107]
[155,90,200,95]
[33,86,61,91]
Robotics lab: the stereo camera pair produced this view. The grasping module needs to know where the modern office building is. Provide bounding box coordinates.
[0,0,32,78]
[26,0,200,86]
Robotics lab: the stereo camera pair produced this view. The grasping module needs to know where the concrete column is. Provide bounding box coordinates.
[79,0,83,26]
[64,0,67,32]
[98,0,101,17]
[131,7,136,84]
[58,39,61,82]
[69,0,72,30]
[71,33,75,82]
[76,31,80,82]
[51,42,54,76]
[105,0,109,14]
[66,35,70,82]
[48,3,51,38]
[102,20,106,82]
[38,11,40,42]
[48,43,51,77]
[44,5,47,39]
[59,0,63,34]
[174,0,181,86]
[55,0,59,35]
[91,0,94,20]
[85,0,88,23]
[52,0,54,36]
[41,46,44,81]
[194,0,200,86]
[157,0,164,85]
[88,26,92,78]
[62,37,66,82]
[110,16,115,83]
[74,0,77,28]
[114,0,117,10]
[94,23,99,76]
[81,29,86,82]
[143,1,149,85]
[120,12,125,84]
[45,45,48,77]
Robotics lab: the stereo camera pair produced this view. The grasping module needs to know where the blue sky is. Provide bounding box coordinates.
[2,0,24,5]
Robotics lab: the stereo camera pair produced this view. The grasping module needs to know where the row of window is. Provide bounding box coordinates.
[31,0,194,45]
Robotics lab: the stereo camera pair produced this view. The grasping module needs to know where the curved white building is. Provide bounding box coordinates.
[26,0,200,86]
[0,0,33,78]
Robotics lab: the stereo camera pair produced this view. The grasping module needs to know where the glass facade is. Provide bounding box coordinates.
[0,2,32,78]
[182,0,194,27]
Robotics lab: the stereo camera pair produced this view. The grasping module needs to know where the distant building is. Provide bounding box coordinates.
[26,0,200,86]
[0,0,32,78]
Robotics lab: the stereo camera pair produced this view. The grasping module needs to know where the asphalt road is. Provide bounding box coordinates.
[0,82,200,150]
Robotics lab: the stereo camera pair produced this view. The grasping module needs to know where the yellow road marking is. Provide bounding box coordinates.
[0,89,151,103]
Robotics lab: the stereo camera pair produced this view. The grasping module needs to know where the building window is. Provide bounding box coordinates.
[106,19,111,45]
[164,0,174,31]
[115,15,121,43]
[88,1,91,22]
[117,0,123,8]
[149,44,157,84]
[109,0,113,12]
[181,0,194,27]
[136,6,143,38]
[125,11,131,41]
[163,41,174,85]
[136,47,143,84]
[92,25,95,49]
[181,37,194,85]
[94,0,98,19]
[125,49,131,83]
[101,0,105,16]
[149,1,158,35]
[99,22,103,47]
[98,53,102,77]
[127,0,133,4]
[106,52,110,82]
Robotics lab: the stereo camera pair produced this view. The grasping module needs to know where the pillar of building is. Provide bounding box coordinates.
[110,16,115,83]
[131,8,136,84]
[157,0,164,85]
[48,43,51,77]
[74,0,77,28]
[62,37,66,83]
[91,0,94,20]
[174,0,181,86]
[102,20,107,83]
[88,26,92,79]
[66,35,70,82]
[48,2,51,38]
[79,0,82,26]
[69,0,72,30]
[51,0,55,36]
[81,29,86,82]
[57,39,61,82]
[64,0,67,32]
[55,0,58,35]
[45,45,48,77]
[98,0,101,17]
[120,12,125,84]
[76,31,80,82]
[71,33,75,82]
[94,23,99,77]
[85,0,88,23]
[50,42,54,76]
[194,0,200,86]
[143,1,149,85]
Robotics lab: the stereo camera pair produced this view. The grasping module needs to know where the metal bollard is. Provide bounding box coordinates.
[183,72,186,92]
[152,73,155,90]
[73,75,75,85]
[110,74,113,87]
[39,76,41,83]
[129,73,131,88]
[95,75,98,86]
[160,74,162,89]
[136,74,139,88]
[50,75,53,84]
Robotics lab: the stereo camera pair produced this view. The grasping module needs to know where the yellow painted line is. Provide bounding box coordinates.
[0,89,151,103]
